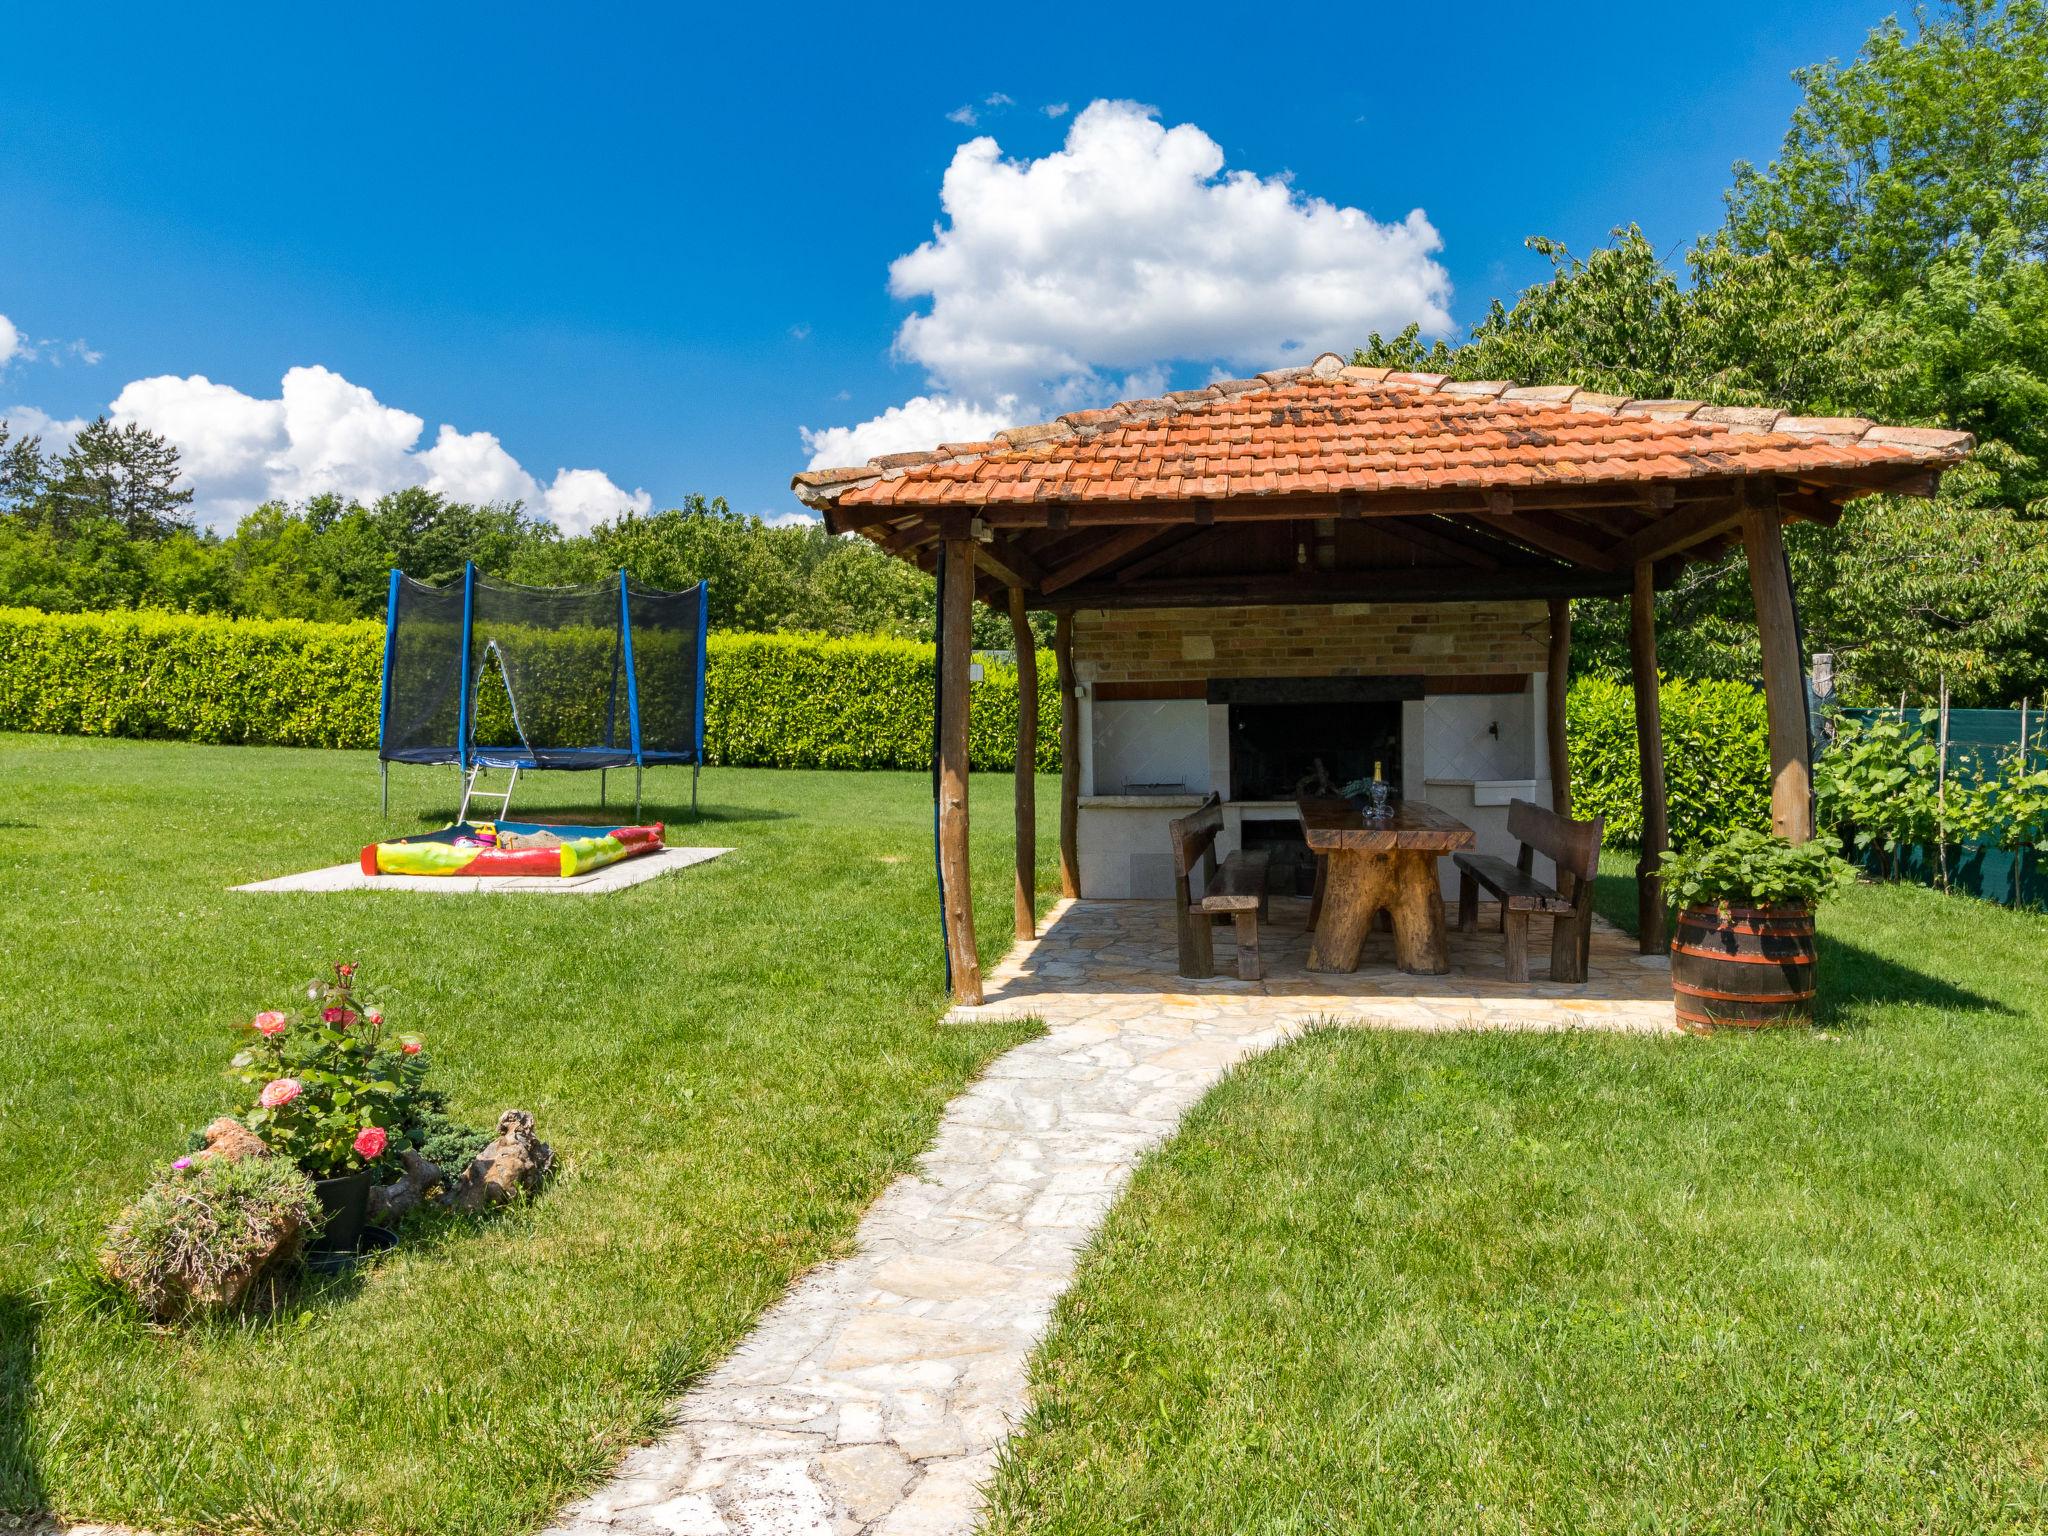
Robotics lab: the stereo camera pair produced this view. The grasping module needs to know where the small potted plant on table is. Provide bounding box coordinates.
[1659,829,1858,1033]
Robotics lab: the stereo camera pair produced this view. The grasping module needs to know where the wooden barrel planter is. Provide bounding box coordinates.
[1669,904,1817,1033]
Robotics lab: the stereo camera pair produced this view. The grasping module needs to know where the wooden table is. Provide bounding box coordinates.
[1298,795,1477,974]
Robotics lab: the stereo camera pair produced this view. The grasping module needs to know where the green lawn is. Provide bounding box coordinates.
[984,854,2048,1534]
[0,734,1046,1535]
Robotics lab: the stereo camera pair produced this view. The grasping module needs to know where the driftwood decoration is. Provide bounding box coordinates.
[367,1149,445,1225]
[446,1110,554,1213]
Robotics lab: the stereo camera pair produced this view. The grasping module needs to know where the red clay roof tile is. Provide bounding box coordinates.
[791,353,1974,514]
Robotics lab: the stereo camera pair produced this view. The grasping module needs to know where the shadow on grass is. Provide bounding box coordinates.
[1594,868,2009,1027]
[0,1292,44,1518]
[1816,935,2012,1024]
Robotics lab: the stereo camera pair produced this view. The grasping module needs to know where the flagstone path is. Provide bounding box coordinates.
[543,897,1674,1536]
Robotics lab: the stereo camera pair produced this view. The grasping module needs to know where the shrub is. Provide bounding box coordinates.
[1566,675,1772,850]
[99,1155,320,1322]
[0,607,1063,772]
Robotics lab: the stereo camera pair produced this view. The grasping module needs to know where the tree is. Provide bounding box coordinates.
[1357,0,2048,706]
[0,423,49,519]
[39,418,196,539]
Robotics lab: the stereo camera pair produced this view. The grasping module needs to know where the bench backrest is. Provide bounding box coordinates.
[1506,798,1604,885]
[1167,793,1225,906]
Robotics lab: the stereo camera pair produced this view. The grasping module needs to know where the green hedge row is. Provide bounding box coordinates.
[0,607,1775,837]
[0,608,1061,773]
[1564,674,1772,850]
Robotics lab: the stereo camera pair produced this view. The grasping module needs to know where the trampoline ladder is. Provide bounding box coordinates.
[457,763,520,825]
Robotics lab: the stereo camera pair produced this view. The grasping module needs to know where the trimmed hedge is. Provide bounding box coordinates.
[0,607,1061,773]
[0,608,1774,834]
[1565,674,1772,850]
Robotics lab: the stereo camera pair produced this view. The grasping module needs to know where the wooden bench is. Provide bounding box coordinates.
[1452,799,1603,983]
[1168,793,1271,981]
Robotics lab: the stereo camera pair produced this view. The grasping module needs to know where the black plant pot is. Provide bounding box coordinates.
[310,1168,375,1256]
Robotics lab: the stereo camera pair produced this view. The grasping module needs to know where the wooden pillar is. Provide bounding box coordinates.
[1053,611,1080,898]
[1546,596,1573,820]
[937,539,983,1004]
[1008,587,1037,941]
[1741,489,1815,843]
[1629,560,1669,953]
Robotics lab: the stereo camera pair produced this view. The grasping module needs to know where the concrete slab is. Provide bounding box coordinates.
[232,845,732,895]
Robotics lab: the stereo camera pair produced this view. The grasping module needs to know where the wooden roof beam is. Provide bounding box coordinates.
[1621,494,1745,568]
[1050,567,1633,610]
[1372,516,1504,571]
[1467,496,1621,571]
[1040,525,1181,594]
[958,483,1738,530]
[1113,524,1233,584]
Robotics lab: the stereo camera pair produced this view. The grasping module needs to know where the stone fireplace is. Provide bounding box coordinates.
[1071,600,1562,900]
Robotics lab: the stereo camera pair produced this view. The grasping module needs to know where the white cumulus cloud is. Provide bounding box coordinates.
[95,365,649,532]
[0,313,22,370]
[803,99,1454,472]
[801,392,1016,471]
[1,402,91,444]
[894,99,1452,399]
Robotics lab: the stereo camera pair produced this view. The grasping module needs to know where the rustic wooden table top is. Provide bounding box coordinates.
[1295,794,1478,854]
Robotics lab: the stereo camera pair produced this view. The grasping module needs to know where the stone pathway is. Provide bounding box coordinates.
[544,897,1674,1536]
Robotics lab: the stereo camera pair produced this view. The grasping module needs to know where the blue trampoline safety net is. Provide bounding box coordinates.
[378,565,708,771]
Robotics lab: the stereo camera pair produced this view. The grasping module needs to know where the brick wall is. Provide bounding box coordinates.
[1074,602,1551,686]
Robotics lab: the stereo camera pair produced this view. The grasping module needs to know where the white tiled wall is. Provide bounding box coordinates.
[1420,692,1535,782]
[1089,699,1209,795]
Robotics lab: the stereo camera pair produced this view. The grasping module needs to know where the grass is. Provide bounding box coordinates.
[0,734,1048,1535]
[984,852,2048,1534]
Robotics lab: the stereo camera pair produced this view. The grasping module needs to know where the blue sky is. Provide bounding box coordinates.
[0,1,1887,531]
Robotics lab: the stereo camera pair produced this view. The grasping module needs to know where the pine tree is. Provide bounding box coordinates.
[42,417,195,539]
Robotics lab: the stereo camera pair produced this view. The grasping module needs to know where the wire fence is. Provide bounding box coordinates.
[1831,704,2048,910]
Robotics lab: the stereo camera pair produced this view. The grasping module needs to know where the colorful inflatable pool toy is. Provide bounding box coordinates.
[361,820,665,878]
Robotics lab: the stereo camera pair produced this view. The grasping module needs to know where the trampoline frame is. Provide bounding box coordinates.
[377,562,708,820]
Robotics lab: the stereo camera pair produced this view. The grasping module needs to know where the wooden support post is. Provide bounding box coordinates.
[1629,559,1669,953]
[1546,597,1573,820]
[1741,488,1815,843]
[1054,611,1080,898]
[1008,587,1037,941]
[938,539,983,1005]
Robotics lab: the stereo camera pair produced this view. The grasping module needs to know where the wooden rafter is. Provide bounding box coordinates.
[1372,517,1504,571]
[1466,507,1620,572]
[1040,525,1179,594]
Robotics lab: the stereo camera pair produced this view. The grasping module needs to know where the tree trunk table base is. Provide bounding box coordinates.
[1306,850,1453,974]
[1297,795,1476,976]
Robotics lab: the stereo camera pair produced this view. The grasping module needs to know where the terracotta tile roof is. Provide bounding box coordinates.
[792,352,1973,515]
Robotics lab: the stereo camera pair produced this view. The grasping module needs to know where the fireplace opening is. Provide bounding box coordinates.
[1214,676,1417,804]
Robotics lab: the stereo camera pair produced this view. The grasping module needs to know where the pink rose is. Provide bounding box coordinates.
[353,1126,388,1159]
[365,1009,384,1026]
[259,1077,302,1108]
[322,1007,357,1027]
[252,1010,289,1037]
[400,1039,422,1056]
[337,962,357,977]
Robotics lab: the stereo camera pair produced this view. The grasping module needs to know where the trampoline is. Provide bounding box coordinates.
[377,562,708,820]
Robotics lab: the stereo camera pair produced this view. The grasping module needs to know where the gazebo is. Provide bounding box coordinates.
[793,352,1972,1005]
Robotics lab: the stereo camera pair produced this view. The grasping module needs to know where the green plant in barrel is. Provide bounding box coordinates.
[1659,831,1858,1034]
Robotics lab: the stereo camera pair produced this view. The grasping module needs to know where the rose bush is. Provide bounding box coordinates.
[229,963,428,1179]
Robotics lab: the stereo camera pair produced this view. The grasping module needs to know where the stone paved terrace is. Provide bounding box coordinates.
[947,895,1676,1034]
[544,898,1674,1536]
